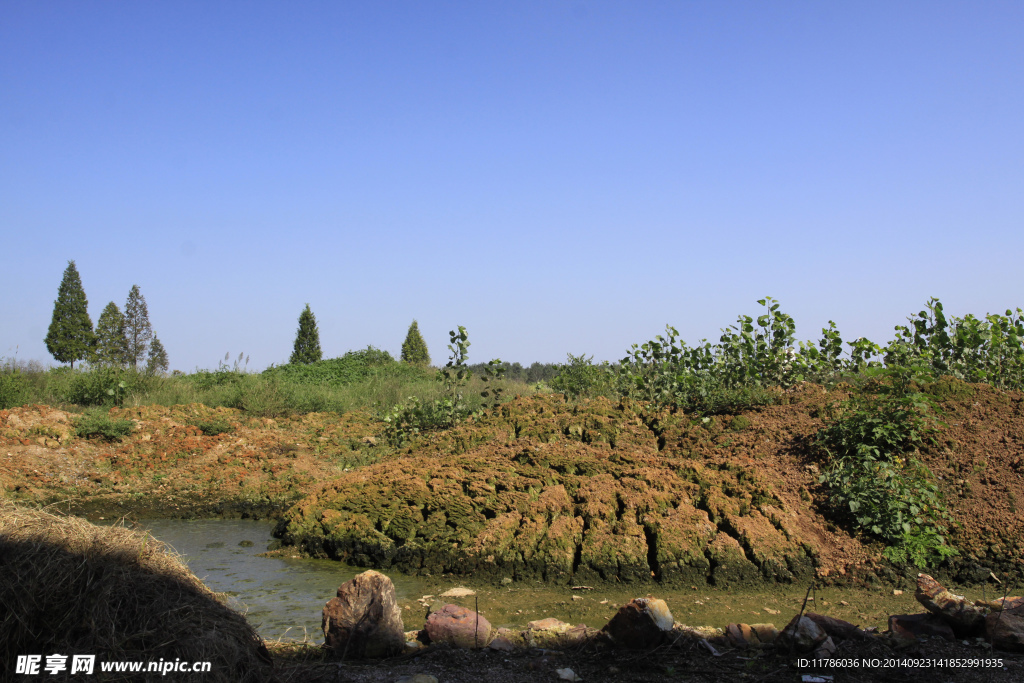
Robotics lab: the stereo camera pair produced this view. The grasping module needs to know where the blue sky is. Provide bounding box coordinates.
[2,1,1022,371]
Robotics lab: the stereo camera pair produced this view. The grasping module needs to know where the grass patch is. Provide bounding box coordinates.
[74,410,136,441]
[188,417,236,436]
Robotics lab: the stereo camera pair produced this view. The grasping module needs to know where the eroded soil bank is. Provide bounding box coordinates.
[2,381,1023,590]
[274,386,1024,587]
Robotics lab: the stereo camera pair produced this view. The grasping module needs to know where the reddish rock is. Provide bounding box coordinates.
[915,573,987,636]
[424,604,492,648]
[322,570,405,658]
[601,598,674,649]
[888,613,955,642]
[986,612,1024,652]
[986,598,1024,652]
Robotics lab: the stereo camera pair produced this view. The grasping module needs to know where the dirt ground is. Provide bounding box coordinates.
[266,635,1024,683]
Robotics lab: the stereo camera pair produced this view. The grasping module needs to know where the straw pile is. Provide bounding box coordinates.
[0,501,274,682]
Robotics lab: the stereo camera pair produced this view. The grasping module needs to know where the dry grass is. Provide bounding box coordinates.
[0,500,274,682]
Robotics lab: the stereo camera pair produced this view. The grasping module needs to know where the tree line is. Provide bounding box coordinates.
[44,261,168,374]
[288,306,560,380]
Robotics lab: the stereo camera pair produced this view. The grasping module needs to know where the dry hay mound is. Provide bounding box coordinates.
[275,394,816,586]
[0,501,273,682]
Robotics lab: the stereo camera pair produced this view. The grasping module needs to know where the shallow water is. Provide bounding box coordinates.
[137,519,964,643]
[137,518,431,641]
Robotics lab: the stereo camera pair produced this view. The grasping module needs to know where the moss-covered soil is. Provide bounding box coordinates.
[2,382,1023,588]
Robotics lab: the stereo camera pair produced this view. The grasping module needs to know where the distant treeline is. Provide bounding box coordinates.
[465,361,561,384]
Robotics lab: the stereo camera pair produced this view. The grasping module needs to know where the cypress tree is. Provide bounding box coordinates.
[400,320,431,366]
[124,284,153,370]
[93,301,129,366]
[290,304,322,364]
[44,260,94,368]
[146,335,169,375]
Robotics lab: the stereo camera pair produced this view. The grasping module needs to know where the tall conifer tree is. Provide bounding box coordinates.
[93,301,129,366]
[401,320,431,366]
[45,260,94,368]
[146,335,169,375]
[124,285,153,370]
[290,304,322,364]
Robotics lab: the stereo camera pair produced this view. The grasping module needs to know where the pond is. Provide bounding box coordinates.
[138,518,935,642]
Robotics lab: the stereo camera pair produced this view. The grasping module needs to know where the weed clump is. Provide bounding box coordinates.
[74,410,135,441]
[188,417,235,436]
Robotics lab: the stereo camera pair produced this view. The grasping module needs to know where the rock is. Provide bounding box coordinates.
[526,618,597,648]
[424,603,492,648]
[322,570,405,658]
[977,596,1024,612]
[556,668,581,681]
[750,623,779,644]
[601,598,674,649]
[986,613,1024,652]
[439,586,475,598]
[777,615,828,652]
[812,636,837,659]
[915,573,988,636]
[888,613,955,642]
[804,613,868,641]
[487,635,518,652]
[726,623,761,648]
[985,598,1024,652]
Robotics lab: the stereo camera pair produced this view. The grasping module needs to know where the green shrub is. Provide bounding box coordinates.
[383,327,475,445]
[233,374,287,417]
[63,367,156,407]
[74,410,135,441]
[263,346,414,386]
[550,353,616,400]
[0,363,27,409]
[815,367,956,567]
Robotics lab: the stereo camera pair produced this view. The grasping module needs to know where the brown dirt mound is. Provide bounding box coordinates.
[276,394,821,586]
[0,500,273,682]
[0,403,380,518]
[276,385,1024,586]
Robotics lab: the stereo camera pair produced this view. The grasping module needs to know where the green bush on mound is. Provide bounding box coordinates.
[0,502,272,682]
[74,410,136,441]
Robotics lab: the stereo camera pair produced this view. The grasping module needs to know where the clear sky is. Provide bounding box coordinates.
[2,1,1022,372]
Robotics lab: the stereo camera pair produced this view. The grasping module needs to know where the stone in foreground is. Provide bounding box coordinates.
[986,599,1024,652]
[601,598,674,649]
[888,613,955,642]
[322,570,405,658]
[425,603,492,648]
[777,615,828,653]
[915,573,987,637]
